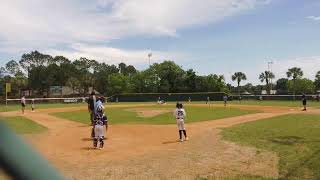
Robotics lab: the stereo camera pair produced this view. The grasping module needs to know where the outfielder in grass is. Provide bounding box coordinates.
[223,95,228,107]
[21,95,26,114]
[174,102,188,142]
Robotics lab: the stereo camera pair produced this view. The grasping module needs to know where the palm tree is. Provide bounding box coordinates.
[232,72,247,96]
[259,71,275,95]
[286,67,303,99]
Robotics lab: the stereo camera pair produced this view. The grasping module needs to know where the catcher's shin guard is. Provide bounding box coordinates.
[99,137,104,148]
[93,138,98,148]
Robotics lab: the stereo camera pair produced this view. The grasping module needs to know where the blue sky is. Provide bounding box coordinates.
[1,0,320,85]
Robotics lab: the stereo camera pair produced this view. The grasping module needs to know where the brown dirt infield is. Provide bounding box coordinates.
[1,104,316,179]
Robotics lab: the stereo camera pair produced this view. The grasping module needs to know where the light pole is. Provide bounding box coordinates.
[148,53,152,67]
[268,61,274,94]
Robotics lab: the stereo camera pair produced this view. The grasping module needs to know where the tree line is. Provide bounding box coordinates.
[0,51,320,97]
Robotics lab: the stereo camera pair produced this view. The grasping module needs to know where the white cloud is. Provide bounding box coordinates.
[45,43,185,67]
[306,16,320,21]
[0,0,270,55]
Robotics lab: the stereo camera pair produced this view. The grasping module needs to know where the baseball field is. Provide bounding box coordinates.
[1,101,320,179]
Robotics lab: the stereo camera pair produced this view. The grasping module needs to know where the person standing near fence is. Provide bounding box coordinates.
[21,95,26,114]
[223,95,228,107]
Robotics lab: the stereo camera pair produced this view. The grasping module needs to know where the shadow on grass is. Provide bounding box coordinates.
[270,136,304,145]
[270,136,320,145]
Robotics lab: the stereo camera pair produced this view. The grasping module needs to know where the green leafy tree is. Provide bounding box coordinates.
[314,71,320,91]
[259,71,275,94]
[107,73,130,95]
[148,61,185,93]
[19,51,53,73]
[232,72,247,95]
[288,78,315,94]
[185,69,197,92]
[72,58,95,94]
[275,78,289,94]
[66,77,81,94]
[286,67,303,98]
[5,60,21,76]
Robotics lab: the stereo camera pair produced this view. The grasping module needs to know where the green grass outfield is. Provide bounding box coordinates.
[0,103,88,112]
[50,105,260,125]
[223,114,320,179]
[0,116,47,134]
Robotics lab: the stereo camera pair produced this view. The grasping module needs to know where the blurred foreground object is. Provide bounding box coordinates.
[0,122,64,180]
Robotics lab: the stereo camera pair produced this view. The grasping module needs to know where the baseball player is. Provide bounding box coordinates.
[206,97,210,104]
[223,95,228,107]
[93,105,107,149]
[87,92,97,138]
[302,94,307,111]
[21,95,26,114]
[96,96,108,135]
[174,102,188,142]
[31,99,35,112]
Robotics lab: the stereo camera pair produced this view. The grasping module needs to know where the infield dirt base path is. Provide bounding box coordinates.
[1,104,313,179]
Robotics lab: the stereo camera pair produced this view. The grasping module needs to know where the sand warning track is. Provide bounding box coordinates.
[1,104,312,179]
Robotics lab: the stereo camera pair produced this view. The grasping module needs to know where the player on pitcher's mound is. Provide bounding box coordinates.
[174,102,188,142]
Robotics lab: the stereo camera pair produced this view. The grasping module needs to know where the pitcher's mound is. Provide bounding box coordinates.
[127,108,172,117]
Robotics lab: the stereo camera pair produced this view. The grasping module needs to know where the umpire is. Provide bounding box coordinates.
[87,91,97,125]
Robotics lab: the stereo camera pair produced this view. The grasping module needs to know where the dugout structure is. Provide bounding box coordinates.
[108,92,227,102]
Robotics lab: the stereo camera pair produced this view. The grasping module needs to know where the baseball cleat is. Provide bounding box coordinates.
[185,137,189,141]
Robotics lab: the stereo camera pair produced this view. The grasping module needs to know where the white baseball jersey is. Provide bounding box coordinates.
[21,97,26,105]
[174,108,186,130]
[174,108,186,119]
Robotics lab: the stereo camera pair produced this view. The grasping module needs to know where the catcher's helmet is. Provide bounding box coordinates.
[96,105,103,113]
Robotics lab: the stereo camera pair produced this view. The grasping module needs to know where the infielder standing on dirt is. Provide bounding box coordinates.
[21,95,26,114]
[174,102,188,142]
[93,105,107,149]
[302,94,307,111]
[31,99,35,112]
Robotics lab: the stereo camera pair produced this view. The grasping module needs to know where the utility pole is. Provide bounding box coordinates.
[148,53,152,67]
[268,61,274,94]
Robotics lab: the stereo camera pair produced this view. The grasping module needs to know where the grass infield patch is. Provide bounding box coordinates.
[50,105,259,125]
[223,114,320,179]
[0,103,87,112]
[0,116,47,134]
